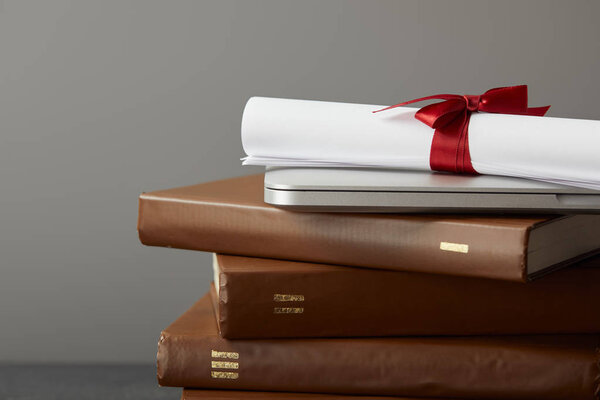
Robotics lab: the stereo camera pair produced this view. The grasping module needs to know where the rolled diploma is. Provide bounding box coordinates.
[241,97,600,189]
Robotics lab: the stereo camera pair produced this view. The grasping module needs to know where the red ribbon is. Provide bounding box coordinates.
[373,85,550,174]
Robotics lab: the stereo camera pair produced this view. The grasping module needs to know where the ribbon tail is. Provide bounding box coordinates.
[525,105,551,116]
[372,94,461,113]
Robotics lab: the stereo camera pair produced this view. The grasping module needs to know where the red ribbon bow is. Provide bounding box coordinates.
[374,85,550,174]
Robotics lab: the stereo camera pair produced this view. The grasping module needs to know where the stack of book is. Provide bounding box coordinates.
[138,174,600,400]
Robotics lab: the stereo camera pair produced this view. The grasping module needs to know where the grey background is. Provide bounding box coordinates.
[1,0,599,363]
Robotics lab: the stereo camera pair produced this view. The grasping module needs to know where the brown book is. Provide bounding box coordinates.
[138,174,600,282]
[213,253,600,338]
[181,389,446,400]
[158,291,600,400]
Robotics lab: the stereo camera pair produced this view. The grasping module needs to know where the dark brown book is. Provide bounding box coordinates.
[181,389,445,400]
[138,174,600,282]
[158,291,600,400]
[213,253,600,338]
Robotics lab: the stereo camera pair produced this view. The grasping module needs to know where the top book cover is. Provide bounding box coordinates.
[138,174,600,282]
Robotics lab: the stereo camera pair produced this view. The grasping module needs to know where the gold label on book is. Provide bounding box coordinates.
[440,241,469,253]
[211,361,239,369]
[273,294,304,302]
[273,307,304,314]
[211,371,239,380]
[211,350,239,359]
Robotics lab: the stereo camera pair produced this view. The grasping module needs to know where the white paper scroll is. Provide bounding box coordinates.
[241,97,600,190]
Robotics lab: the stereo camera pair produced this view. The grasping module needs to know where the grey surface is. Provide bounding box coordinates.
[1,0,599,363]
[0,364,178,400]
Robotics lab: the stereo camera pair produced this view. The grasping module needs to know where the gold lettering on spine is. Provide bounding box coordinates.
[211,361,239,369]
[211,350,240,379]
[440,241,469,253]
[273,294,305,302]
[273,293,305,314]
[274,307,304,314]
[211,350,239,359]
[211,371,239,379]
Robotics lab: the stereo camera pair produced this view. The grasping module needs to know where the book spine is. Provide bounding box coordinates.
[158,332,600,400]
[181,389,445,400]
[216,256,600,339]
[138,195,528,281]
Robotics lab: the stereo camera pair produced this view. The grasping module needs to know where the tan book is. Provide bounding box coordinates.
[182,389,446,400]
[213,253,600,338]
[138,174,600,282]
[157,291,600,400]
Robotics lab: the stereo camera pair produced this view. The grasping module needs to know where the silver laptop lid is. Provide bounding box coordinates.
[264,167,600,213]
[265,167,596,194]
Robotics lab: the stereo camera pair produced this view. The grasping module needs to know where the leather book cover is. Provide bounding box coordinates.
[214,254,600,338]
[181,389,447,400]
[138,174,600,282]
[157,291,600,400]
